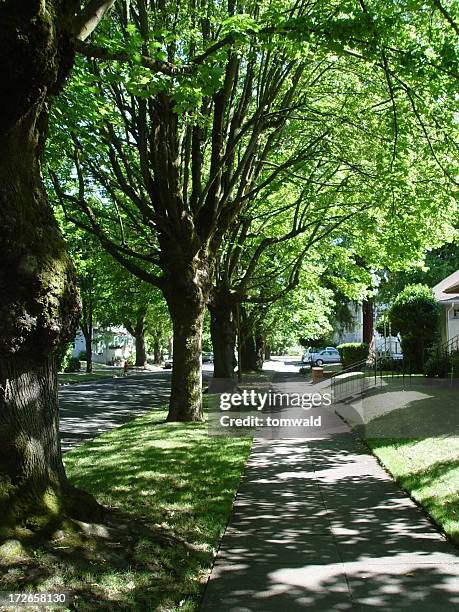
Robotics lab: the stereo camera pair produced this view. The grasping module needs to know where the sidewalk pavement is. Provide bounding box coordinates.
[201,399,459,610]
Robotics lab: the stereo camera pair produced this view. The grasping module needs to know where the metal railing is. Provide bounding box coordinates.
[330,355,413,403]
[426,333,459,379]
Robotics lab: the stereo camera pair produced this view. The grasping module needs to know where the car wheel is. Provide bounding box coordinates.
[315,359,324,366]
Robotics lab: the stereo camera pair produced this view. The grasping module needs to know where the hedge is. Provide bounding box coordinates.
[337,342,369,368]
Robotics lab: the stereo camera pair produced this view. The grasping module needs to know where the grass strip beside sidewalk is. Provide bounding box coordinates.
[367,437,459,545]
[0,410,252,611]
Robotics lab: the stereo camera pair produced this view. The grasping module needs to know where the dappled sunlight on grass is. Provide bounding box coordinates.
[367,437,459,544]
[0,410,251,610]
[66,414,251,542]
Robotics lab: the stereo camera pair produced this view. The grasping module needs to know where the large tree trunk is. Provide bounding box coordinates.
[209,294,237,379]
[0,2,103,539]
[239,309,264,372]
[1,358,68,535]
[135,333,147,367]
[362,298,374,345]
[125,307,148,367]
[153,334,162,365]
[265,344,271,360]
[240,333,265,371]
[134,308,148,367]
[84,333,93,373]
[240,334,259,371]
[167,297,206,421]
[164,257,210,422]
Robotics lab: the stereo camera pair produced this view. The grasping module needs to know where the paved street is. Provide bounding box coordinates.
[59,365,213,451]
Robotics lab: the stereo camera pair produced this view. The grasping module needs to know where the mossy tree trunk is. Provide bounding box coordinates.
[0,1,109,539]
[164,255,211,422]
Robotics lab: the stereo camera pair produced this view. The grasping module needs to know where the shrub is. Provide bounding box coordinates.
[424,353,449,377]
[64,357,81,373]
[389,284,440,373]
[78,350,88,361]
[377,356,404,373]
[337,342,369,368]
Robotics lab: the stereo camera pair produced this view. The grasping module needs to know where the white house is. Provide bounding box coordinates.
[433,270,459,344]
[333,301,401,355]
[71,326,136,365]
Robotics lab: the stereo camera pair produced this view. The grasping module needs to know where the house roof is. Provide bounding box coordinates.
[433,269,459,303]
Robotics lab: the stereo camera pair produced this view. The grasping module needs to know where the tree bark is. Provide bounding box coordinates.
[133,308,148,367]
[135,333,147,367]
[153,334,162,365]
[125,307,148,367]
[81,291,93,373]
[84,333,93,373]
[167,300,205,421]
[362,298,374,345]
[239,309,264,372]
[240,334,259,371]
[0,1,104,539]
[265,344,271,360]
[209,295,237,379]
[164,257,210,422]
[255,335,265,370]
[0,358,66,536]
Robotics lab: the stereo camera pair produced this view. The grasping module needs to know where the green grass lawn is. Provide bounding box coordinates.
[338,381,459,546]
[367,437,459,545]
[0,411,252,611]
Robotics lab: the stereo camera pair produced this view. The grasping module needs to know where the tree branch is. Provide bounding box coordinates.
[73,0,116,41]
[75,39,179,75]
[431,0,459,36]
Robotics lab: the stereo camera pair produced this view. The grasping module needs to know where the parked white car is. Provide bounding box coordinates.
[302,347,339,365]
[309,348,341,366]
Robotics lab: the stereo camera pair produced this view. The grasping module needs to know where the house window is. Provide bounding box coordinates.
[452,308,459,319]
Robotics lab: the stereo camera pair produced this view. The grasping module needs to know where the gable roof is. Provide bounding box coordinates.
[433,269,459,303]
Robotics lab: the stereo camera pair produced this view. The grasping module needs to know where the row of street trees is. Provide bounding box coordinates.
[50,0,457,421]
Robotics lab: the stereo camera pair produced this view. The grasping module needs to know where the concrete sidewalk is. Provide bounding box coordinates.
[201,425,459,610]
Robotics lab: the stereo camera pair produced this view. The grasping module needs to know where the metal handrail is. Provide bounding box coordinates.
[432,333,459,357]
[427,333,459,379]
[328,357,371,381]
[330,355,413,403]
